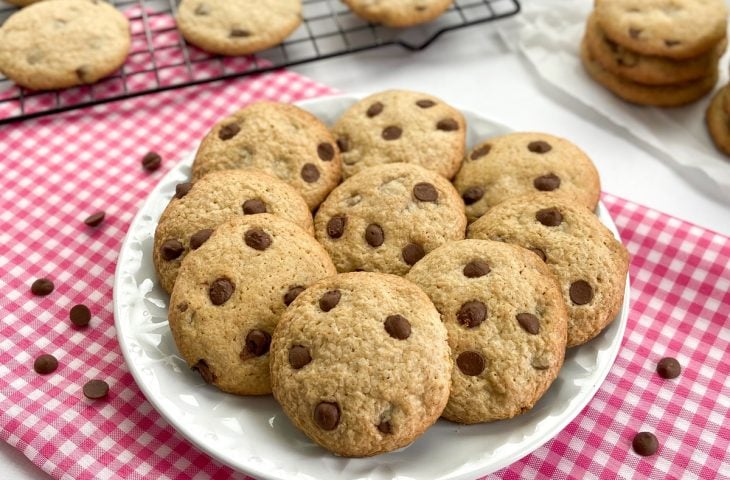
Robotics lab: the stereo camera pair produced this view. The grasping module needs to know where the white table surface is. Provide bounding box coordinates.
[3,2,730,479]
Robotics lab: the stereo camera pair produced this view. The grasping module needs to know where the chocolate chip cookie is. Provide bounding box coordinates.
[270,272,451,456]
[705,85,730,156]
[467,192,629,348]
[342,0,455,28]
[168,214,336,396]
[191,101,342,209]
[154,169,314,294]
[406,239,568,424]
[314,162,466,275]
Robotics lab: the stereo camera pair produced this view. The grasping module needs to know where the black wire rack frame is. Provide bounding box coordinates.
[0,0,521,125]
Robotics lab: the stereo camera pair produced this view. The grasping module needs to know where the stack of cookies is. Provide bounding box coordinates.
[705,75,730,156]
[581,0,728,107]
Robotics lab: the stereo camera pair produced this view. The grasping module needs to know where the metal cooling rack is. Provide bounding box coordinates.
[0,0,520,125]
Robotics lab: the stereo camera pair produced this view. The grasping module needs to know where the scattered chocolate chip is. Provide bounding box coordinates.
[416,99,435,108]
[365,224,385,247]
[177,302,188,312]
[193,359,215,384]
[436,118,459,131]
[336,137,349,153]
[462,186,485,205]
[301,163,320,183]
[31,278,54,296]
[245,228,272,251]
[413,182,438,202]
[534,173,561,191]
[141,151,162,171]
[470,144,491,160]
[244,329,271,357]
[189,228,213,250]
[657,357,681,379]
[84,211,105,227]
[317,143,335,161]
[161,239,184,261]
[377,420,392,433]
[175,182,192,199]
[569,280,593,305]
[516,313,540,335]
[327,215,347,239]
[230,28,251,38]
[209,278,234,305]
[457,351,485,376]
[319,290,341,312]
[314,401,340,430]
[664,39,680,47]
[632,432,659,456]
[535,207,563,227]
[284,286,305,306]
[33,354,58,374]
[366,102,384,117]
[384,314,411,340]
[529,247,547,262]
[528,140,552,154]
[402,243,425,266]
[629,28,642,39]
[242,199,267,215]
[75,65,91,83]
[218,123,240,140]
[463,260,490,278]
[83,379,109,399]
[289,345,312,369]
[70,304,91,327]
[382,126,402,141]
[532,355,551,370]
[457,301,487,328]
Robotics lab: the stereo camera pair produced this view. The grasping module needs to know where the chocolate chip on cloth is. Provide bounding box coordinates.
[84,211,106,227]
[168,214,335,396]
[468,192,629,348]
[30,278,54,296]
[141,151,162,172]
[83,379,109,400]
[69,304,91,328]
[270,272,451,456]
[314,163,466,276]
[153,169,313,294]
[406,239,567,424]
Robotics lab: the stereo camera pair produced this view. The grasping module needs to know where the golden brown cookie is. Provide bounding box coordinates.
[342,0,455,28]
[705,85,730,156]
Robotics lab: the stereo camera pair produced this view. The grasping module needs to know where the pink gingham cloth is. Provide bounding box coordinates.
[1,71,729,480]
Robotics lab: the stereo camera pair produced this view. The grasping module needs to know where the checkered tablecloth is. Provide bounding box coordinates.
[0,70,728,480]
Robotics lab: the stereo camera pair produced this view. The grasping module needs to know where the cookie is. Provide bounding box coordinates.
[723,83,730,116]
[168,214,336,396]
[191,101,342,209]
[0,0,130,90]
[342,0,455,28]
[270,272,451,457]
[331,90,466,179]
[314,163,466,275]
[594,0,728,60]
[153,169,314,294]
[705,85,730,156]
[453,132,601,223]
[176,0,302,56]
[585,13,726,86]
[580,38,718,107]
[406,239,568,424]
[467,192,630,348]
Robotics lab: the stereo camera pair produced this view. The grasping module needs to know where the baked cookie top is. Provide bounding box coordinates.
[168,214,336,396]
[406,239,567,424]
[191,101,342,209]
[453,132,600,223]
[314,162,467,275]
[342,0,455,28]
[331,90,466,179]
[176,0,302,56]
[270,272,451,457]
[467,192,630,348]
[705,85,730,156]
[153,169,314,294]
[0,0,130,90]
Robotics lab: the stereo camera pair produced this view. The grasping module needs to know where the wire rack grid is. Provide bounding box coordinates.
[0,0,520,125]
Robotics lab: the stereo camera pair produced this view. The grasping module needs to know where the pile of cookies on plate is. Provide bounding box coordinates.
[153,88,630,457]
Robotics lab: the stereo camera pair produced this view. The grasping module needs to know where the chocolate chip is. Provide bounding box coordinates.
[218,123,240,140]
[457,351,485,376]
[83,379,109,399]
[301,163,320,183]
[189,228,213,250]
[436,118,459,131]
[384,314,411,340]
[534,173,561,191]
[528,140,552,154]
[416,99,435,108]
[516,313,540,334]
[535,207,563,227]
[402,243,425,266]
[141,151,162,171]
[70,304,91,327]
[470,144,491,160]
[336,137,349,153]
[75,65,91,83]
[230,28,251,38]
[365,224,384,247]
[664,39,680,47]
[382,126,402,140]
[366,102,384,117]
[319,290,341,312]
[177,302,188,312]
[529,247,547,262]
[629,28,642,39]
[31,278,54,296]
[244,329,271,357]
[175,182,192,199]
[242,199,267,215]
[84,211,105,227]
[377,420,392,433]
[327,215,347,239]
[161,239,184,261]
[209,278,234,305]
[317,142,335,161]
[34,354,58,374]
[457,301,487,328]
[632,432,659,456]
[192,359,215,384]
[657,357,681,379]
[462,186,485,205]
[288,345,311,369]
[569,280,593,305]
[284,286,305,306]
[463,260,490,278]
[314,401,340,430]
[413,182,438,202]
[245,228,272,251]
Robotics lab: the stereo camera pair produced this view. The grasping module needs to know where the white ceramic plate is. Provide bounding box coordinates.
[113,94,630,480]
